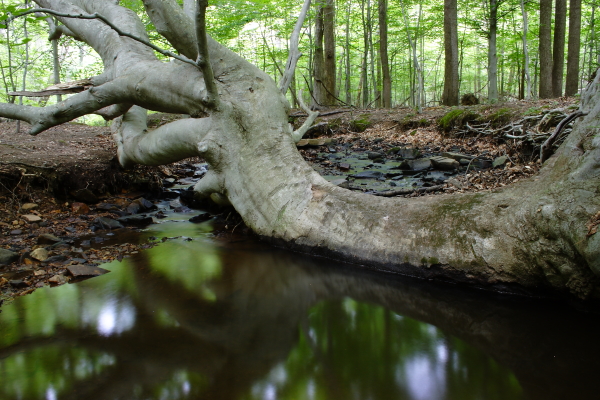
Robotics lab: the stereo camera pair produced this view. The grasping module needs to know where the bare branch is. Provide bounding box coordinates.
[195,0,220,108]
[291,90,319,143]
[12,8,198,67]
[280,0,311,95]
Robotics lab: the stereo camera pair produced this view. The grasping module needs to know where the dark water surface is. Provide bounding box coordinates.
[1,218,599,400]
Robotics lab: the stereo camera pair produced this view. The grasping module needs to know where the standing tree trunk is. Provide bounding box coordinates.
[565,0,582,96]
[539,0,553,98]
[1,0,600,302]
[378,0,392,108]
[323,0,336,105]
[345,1,352,105]
[552,0,567,97]
[312,3,325,108]
[487,0,499,103]
[442,0,459,106]
[521,0,532,100]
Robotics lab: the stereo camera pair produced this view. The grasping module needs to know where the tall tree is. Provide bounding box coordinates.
[378,0,392,107]
[539,0,553,98]
[520,0,532,99]
[442,0,459,106]
[487,0,499,102]
[323,0,336,105]
[312,0,336,107]
[565,0,582,96]
[552,0,567,97]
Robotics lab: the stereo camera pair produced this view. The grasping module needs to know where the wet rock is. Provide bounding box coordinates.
[48,274,68,285]
[0,249,18,265]
[117,215,154,226]
[30,248,49,262]
[442,152,474,161]
[93,217,124,230]
[20,203,38,211]
[408,159,432,171]
[430,156,460,171]
[189,213,212,223]
[367,151,384,160]
[397,148,421,159]
[64,227,77,233]
[96,203,121,211]
[22,214,42,223]
[38,233,62,245]
[353,171,384,179]
[163,178,176,187]
[493,155,509,168]
[385,171,404,178]
[67,265,110,277]
[338,162,350,171]
[126,197,155,214]
[72,202,90,214]
[10,229,22,235]
[71,188,99,204]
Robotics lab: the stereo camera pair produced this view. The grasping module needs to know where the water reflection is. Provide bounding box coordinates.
[0,234,599,399]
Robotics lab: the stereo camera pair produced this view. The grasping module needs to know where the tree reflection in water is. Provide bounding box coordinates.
[0,236,599,400]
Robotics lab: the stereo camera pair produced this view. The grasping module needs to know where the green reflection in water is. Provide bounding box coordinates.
[1,228,597,400]
[249,299,523,400]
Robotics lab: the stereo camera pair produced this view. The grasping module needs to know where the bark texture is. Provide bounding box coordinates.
[442,0,459,106]
[539,0,553,98]
[2,0,600,300]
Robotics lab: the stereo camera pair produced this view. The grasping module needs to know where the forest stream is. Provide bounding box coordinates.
[1,207,599,400]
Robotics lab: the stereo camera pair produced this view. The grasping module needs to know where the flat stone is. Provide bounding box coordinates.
[93,217,124,230]
[10,229,22,235]
[338,162,351,171]
[30,248,49,262]
[22,214,42,223]
[442,152,474,161]
[20,203,38,211]
[48,274,68,285]
[329,178,348,187]
[38,233,62,245]
[367,151,384,160]
[493,155,509,168]
[0,248,18,265]
[67,265,110,277]
[353,170,384,179]
[430,156,460,171]
[407,159,432,171]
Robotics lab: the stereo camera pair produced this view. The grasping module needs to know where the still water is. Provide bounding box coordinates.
[1,217,599,400]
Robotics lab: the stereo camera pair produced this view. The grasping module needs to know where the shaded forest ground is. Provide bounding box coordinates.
[0,97,579,300]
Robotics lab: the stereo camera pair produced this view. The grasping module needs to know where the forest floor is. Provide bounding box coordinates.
[0,97,579,302]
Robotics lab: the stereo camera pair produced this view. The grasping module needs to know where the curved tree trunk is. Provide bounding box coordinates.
[3,0,600,300]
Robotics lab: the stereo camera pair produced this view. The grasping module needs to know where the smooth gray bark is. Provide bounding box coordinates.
[1,0,599,300]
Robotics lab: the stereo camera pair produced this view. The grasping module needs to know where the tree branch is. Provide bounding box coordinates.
[291,90,319,143]
[12,8,198,67]
[195,0,220,109]
[280,0,311,95]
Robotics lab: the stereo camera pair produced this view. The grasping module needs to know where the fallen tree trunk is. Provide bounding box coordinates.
[2,0,599,300]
